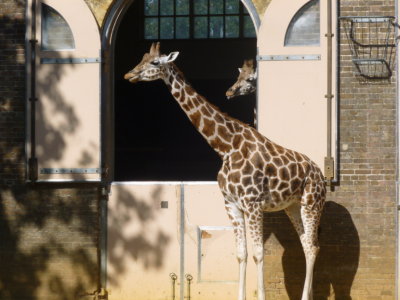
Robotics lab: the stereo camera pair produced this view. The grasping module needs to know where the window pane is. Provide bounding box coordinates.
[210,16,223,38]
[144,0,158,16]
[225,16,239,38]
[160,0,173,15]
[41,4,75,50]
[176,17,189,38]
[176,0,189,15]
[145,17,159,39]
[243,16,256,38]
[210,0,223,14]
[285,0,320,46]
[194,17,207,38]
[160,17,174,39]
[225,0,239,14]
[194,0,207,15]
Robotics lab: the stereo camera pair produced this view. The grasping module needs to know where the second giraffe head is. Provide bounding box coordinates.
[226,59,257,99]
[124,42,179,83]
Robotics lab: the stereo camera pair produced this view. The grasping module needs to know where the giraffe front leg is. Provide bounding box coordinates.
[225,200,247,300]
[299,204,320,300]
[246,203,265,300]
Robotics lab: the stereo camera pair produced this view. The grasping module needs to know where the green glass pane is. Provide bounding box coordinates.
[41,4,75,50]
[144,0,158,16]
[160,0,173,15]
[176,0,189,15]
[244,16,256,37]
[225,16,239,38]
[210,0,223,14]
[194,16,207,38]
[144,17,158,39]
[160,17,174,39]
[210,16,223,38]
[194,0,207,15]
[176,17,189,38]
[225,0,239,14]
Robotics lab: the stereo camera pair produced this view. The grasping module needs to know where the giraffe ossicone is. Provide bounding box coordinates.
[124,42,326,300]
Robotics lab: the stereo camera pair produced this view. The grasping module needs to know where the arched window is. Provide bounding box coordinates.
[41,3,75,50]
[144,0,256,39]
[284,0,319,46]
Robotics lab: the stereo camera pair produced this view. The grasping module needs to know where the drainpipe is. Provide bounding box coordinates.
[28,0,38,182]
[324,0,335,186]
[395,0,399,298]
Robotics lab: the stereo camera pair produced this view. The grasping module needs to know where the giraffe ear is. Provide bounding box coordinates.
[238,68,242,73]
[165,51,179,63]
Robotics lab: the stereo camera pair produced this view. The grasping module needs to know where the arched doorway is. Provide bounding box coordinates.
[101,1,259,299]
[113,0,257,181]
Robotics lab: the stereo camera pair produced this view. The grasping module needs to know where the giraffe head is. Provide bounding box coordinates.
[226,59,257,99]
[124,42,179,83]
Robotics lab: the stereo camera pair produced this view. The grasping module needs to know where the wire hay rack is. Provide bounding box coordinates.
[340,16,396,80]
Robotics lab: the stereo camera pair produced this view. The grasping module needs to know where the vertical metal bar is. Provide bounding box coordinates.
[185,274,193,300]
[170,273,178,300]
[180,183,185,300]
[29,0,38,182]
[335,0,340,184]
[327,0,332,158]
[255,46,259,129]
[325,0,334,184]
[395,0,400,298]
[100,186,109,294]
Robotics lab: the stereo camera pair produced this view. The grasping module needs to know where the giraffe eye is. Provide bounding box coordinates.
[151,60,160,66]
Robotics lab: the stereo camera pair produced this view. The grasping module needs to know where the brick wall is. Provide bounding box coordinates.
[263,1,397,299]
[334,0,397,298]
[0,1,101,299]
[1,0,398,299]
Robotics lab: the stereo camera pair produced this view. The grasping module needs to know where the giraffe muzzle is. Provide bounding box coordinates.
[124,72,140,83]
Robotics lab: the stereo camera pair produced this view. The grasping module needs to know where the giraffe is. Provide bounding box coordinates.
[226,59,257,99]
[124,43,326,300]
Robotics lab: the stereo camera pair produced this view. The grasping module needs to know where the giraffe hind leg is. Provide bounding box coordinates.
[285,199,322,300]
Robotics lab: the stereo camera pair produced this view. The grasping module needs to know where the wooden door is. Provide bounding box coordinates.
[28,0,101,181]
[257,0,336,175]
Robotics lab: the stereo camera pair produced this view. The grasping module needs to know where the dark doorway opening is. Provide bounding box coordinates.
[114,0,256,181]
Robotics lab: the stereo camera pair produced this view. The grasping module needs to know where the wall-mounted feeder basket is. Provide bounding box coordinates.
[340,16,396,80]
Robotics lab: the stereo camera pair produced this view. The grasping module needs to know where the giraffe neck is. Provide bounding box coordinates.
[163,63,248,157]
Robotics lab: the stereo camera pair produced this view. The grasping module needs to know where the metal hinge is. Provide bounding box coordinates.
[28,157,38,181]
[257,54,321,61]
[40,168,104,174]
[40,57,101,64]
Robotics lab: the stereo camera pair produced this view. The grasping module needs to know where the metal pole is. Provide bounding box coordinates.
[180,184,185,300]
[325,0,334,185]
[28,0,38,182]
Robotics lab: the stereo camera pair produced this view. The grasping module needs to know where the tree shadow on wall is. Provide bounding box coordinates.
[1,5,100,299]
[264,201,360,300]
[107,184,172,288]
[0,184,100,300]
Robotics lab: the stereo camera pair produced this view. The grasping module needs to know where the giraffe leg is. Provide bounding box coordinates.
[285,201,321,300]
[225,201,247,300]
[246,205,265,300]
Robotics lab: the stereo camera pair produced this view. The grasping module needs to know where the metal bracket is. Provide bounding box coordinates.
[324,157,334,181]
[28,158,38,181]
[40,168,103,174]
[257,54,321,61]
